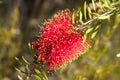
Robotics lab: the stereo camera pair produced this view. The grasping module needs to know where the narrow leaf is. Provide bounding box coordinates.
[79,11,84,24]
[95,25,101,30]
[28,42,31,49]
[35,69,41,74]
[18,75,23,80]
[15,57,19,61]
[91,31,98,39]
[92,12,100,17]
[72,12,75,24]
[84,1,87,19]
[86,27,94,34]
[92,0,96,11]
[41,71,48,80]
[22,56,29,64]
[15,57,22,65]
[15,67,21,73]
[87,7,92,19]
[104,0,110,8]
[83,33,87,41]
[33,75,41,80]
[25,64,29,72]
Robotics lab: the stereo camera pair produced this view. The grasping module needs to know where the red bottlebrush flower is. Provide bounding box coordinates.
[33,9,89,70]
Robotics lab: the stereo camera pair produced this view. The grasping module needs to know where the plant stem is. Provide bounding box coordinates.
[27,62,36,80]
[77,8,120,29]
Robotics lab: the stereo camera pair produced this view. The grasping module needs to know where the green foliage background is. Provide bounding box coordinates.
[0,0,120,80]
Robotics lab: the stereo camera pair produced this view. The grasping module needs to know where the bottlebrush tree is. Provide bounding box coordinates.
[15,0,120,80]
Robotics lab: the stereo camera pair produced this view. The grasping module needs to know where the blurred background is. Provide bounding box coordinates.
[0,0,120,80]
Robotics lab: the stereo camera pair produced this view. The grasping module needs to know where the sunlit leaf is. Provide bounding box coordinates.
[104,0,109,7]
[15,57,22,65]
[84,1,87,20]
[22,56,29,64]
[15,57,19,61]
[91,31,98,39]
[73,75,87,80]
[95,24,101,30]
[33,75,41,80]
[87,7,92,19]
[92,12,100,17]
[15,67,21,73]
[92,0,96,11]
[79,10,84,24]
[26,77,29,80]
[86,27,94,34]
[83,33,87,41]
[35,69,41,74]
[15,67,28,74]
[104,0,111,8]
[28,42,32,49]
[41,71,48,80]
[25,64,29,72]
[18,75,23,80]
[72,12,75,24]
[116,53,120,57]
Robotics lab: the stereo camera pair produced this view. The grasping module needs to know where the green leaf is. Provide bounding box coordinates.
[86,27,94,34]
[15,57,19,61]
[87,7,92,19]
[28,42,32,49]
[79,10,84,24]
[84,1,87,20]
[104,0,108,7]
[26,77,29,80]
[72,12,75,24]
[73,75,87,80]
[35,69,41,74]
[83,33,87,41]
[22,56,29,64]
[91,31,98,39]
[95,25,101,30]
[92,0,96,11]
[41,71,48,80]
[92,12,100,17]
[25,64,29,72]
[15,57,22,65]
[15,67,21,73]
[18,75,23,80]
[15,67,29,74]
[104,0,110,8]
[33,75,41,80]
